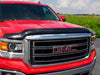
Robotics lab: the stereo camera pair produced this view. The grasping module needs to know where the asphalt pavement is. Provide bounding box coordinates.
[92,38,100,75]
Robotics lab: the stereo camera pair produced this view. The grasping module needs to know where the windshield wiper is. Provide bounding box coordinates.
[0,18,17,22]
[0,20,5,22]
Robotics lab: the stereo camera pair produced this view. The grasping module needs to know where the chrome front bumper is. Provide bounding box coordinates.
[0,60,96,75]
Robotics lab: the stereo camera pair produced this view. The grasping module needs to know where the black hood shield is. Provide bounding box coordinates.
[4,28,92,40]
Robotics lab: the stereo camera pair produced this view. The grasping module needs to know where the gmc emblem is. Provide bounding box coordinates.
[53,45,77,54]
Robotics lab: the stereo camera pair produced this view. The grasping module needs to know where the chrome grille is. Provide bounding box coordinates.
[30,37,90,65]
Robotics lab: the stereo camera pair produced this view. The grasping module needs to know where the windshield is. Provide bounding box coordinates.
[0,4,60,21]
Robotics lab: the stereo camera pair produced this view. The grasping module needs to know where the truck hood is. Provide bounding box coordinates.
[0,20,83,37]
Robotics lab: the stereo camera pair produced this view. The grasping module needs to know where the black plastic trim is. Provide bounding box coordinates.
[4,28,91,40]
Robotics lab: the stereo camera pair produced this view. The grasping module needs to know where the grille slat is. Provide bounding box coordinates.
[33,44,88,55]
[30,37,89,65]
[33,52,87,64]
[33,50,86,57]
[34,55,85,64]
[34,39,88,46]
[34,42,88,48]
[34,49,87,56]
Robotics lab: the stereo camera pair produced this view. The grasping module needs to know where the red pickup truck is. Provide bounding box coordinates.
[0,1,96,75]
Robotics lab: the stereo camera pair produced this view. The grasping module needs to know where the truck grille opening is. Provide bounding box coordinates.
[30,38,90,65]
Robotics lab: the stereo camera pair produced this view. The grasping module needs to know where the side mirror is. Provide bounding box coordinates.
[59,16,66,21]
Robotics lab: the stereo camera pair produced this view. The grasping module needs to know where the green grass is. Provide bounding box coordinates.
[63,15,100,38]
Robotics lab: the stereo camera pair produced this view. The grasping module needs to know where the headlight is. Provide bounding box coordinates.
[90,35,96,50]
[91,35,96,45]
[88,29,96,50]
[8,43,23,53]
[0,38,23,58]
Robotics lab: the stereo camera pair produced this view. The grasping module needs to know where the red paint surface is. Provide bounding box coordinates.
[0,50,96,74]
[59,15,66,19]
[1,1,47,6]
